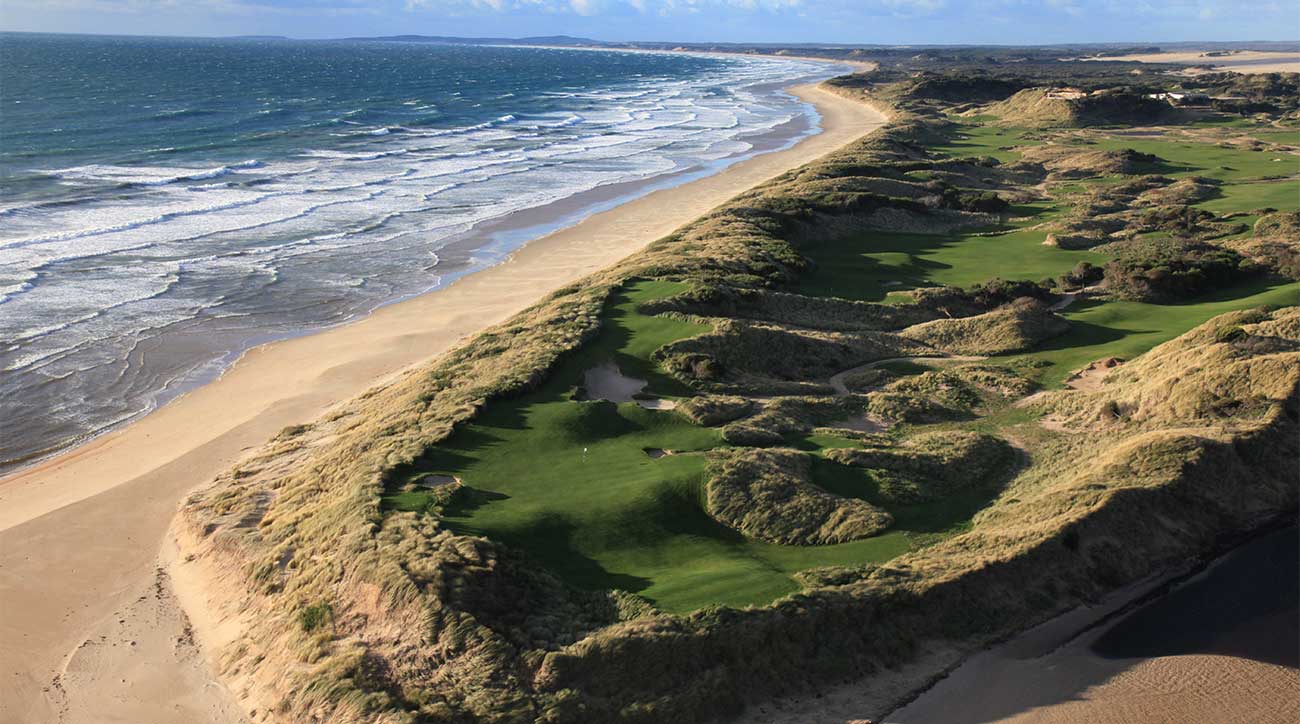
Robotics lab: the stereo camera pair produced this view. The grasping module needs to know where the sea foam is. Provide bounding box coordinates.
[0,37,838,471]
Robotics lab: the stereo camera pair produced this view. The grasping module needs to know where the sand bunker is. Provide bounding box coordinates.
[644,448,676,459]
[413,474,459,488]
[831,414,889,433]
[584,362,645,402]
[582,362,677,410]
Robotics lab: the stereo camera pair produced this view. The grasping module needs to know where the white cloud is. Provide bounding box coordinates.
[404,0,810,14]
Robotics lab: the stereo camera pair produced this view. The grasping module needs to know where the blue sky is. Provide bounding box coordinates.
[2,0,1295,44]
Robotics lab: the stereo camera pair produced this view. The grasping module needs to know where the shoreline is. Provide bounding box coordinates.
[0,60,832,478]
[0,78,847,520]
[0,81,889,723]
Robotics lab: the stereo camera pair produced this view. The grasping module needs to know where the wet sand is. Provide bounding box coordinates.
[0,82,888,724]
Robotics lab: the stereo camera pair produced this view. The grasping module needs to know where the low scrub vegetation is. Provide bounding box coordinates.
[825,430,1015,504]
[901,297,1070,354]
[175,58,1299,724]
[1103,239,1256,302]
[705,448,893,544]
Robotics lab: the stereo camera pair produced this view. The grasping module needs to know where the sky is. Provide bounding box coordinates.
[1,0,1296,45]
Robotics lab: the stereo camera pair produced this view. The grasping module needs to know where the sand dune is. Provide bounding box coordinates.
[736,527,1300,724]
[1092,50,1300,74]
[0,81,887,724]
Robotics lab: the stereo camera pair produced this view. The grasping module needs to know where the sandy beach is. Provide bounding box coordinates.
[1089,50,1300,74]
[0,81,887,724]
[885,526,1299,724]
[736,526,1300,724]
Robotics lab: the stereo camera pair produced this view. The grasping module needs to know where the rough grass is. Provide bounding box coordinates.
[901,298,1070,355]
[174,69,1300,724]
[704,447,893,545]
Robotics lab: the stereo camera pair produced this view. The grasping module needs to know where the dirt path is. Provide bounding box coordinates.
[1048,293,1077,311]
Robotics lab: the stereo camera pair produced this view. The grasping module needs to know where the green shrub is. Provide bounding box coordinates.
[677,395,754,427]
[1103,239,1253,302]
[1215,325,1247,343]
[299,602,333,632]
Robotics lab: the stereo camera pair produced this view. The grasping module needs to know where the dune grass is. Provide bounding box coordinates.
[381,281,996,612]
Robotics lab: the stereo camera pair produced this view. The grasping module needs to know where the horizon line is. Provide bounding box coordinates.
[2,28,1298,50]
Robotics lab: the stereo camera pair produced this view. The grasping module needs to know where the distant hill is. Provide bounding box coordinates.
[340,34,608,46]
[334,35,1300,55]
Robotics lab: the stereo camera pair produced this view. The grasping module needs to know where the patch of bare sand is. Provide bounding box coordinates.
[830,414,889,433]
[1064,356,1124,391]
[43,558,249,724]
[583,362,648,402]
[583,362,679,409]
[414,473,458,487]
[0,82,888,722]
[1087,50,1300,74]
[991,655,1300,724]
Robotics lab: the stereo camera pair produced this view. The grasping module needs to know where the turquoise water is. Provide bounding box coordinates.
[0,33,843,469]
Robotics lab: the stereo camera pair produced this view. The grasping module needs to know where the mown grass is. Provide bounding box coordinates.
[1080,128,1298,216]
[1198,180,1299,215]
[1009,278,1300,385]
[930,123,1042,162]
[798,121,1298,388]
[796,226,1105,302]
[809,457,1004,540]
[804,225,1299,389]
[382,281,966,613]
[1087,134,1295,183]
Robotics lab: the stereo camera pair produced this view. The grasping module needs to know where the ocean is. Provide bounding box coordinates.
[0,33,844,471]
